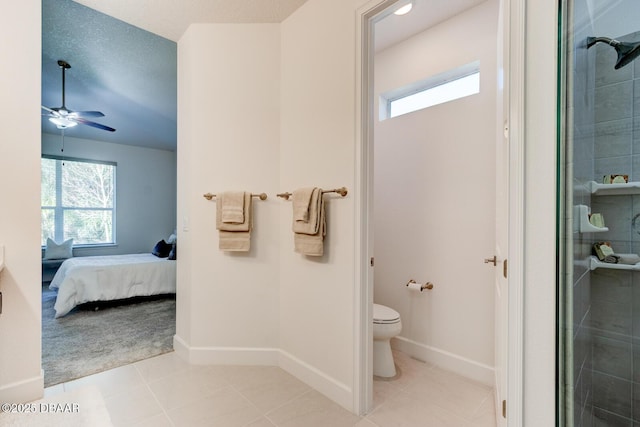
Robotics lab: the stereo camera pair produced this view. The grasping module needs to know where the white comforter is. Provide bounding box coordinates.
[49,254,176,318]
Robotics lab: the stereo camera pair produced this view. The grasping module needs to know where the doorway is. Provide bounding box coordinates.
[356,0,522,422]
[40,0,178,388]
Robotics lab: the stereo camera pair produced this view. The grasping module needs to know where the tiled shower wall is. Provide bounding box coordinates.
[588,31,640,426]
[569,1,596,424]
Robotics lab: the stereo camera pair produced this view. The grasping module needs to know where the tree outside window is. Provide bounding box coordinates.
[41,157,116,246]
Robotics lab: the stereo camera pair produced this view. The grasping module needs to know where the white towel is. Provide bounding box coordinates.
[617,254,640,265]
[292,187,316,222]
[220,191,246,224]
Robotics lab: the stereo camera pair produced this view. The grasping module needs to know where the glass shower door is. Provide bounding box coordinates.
[559,1,640,425]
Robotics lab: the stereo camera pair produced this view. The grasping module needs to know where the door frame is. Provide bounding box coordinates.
[502,0,526,424]
[353,0,525,421]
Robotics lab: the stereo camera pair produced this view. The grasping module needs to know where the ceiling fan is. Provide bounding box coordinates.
[42,60,116,132]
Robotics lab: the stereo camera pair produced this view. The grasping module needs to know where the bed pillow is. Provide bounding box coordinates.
[152,240,172,258]
[168,244,176,260]
[44,238,74,260]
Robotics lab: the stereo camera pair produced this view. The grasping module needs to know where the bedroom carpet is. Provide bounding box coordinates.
[42,285,175,388]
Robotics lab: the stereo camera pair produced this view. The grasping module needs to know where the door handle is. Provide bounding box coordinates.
[484,256,497,266]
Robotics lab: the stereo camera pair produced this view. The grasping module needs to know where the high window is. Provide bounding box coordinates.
[41,156,116,246]
[380,61,480,120]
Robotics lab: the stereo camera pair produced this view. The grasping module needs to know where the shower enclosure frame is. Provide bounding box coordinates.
[557,1,570,426]
[557,1,640,425]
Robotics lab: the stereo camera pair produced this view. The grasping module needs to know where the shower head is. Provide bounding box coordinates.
[587,36,640,69]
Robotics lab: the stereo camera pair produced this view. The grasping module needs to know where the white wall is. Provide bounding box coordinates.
[373,0,498,384]
[279,0,366,409]
[0,0,43,403]
[0,1,560,421]
[176,24,281,362]
[41,133,176,256]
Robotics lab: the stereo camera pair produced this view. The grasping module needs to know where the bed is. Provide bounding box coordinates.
[49,253,176,318]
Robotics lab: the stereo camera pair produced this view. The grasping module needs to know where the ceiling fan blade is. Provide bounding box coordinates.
[45,61,113,131]
[41,105,59,116]
[70,111,105,118]
[74,117,116,132]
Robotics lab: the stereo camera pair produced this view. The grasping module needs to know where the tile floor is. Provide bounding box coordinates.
[44,349,497,427]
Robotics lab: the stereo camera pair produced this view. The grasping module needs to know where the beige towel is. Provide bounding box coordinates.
[219,230,251,252]
[294,194,326,256]
[216,192,251,232]
[292,187,316,222]
[292,188,322,235]
[217,192,252,251]
[220,191,246,224]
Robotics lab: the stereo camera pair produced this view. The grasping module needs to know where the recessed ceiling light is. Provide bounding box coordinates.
[394,3,413,15]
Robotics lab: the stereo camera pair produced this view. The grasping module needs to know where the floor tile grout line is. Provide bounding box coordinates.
[258,387,368,427]
[427,396,489,424]
[365,385,411,420]
[57,350,496,427]
[134,362,177,427]
[138,360,303,426]
[226,381,280,426]
[261,388,318,426]
[139,364,243,419]
[362,413,384,427]
[223,381,272,427]
[58,365,165,427]
[468,390,495,420]
[392,383,492,424]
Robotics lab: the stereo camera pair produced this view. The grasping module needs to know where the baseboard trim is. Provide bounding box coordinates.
[0,371,44,403]
[173,335,279,365]
[278,350,353,412]
[173,335,354,412]
[392,336,495,386]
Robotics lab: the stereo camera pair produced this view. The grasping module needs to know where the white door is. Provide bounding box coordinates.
[493,0,509,424]
[493,116,509,425]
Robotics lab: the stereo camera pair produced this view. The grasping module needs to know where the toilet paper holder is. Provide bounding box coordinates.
[406,279,434,291]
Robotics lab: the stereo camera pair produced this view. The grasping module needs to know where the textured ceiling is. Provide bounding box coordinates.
[72,0,309,42]
[42,0,178,151]
[42,0,484,152]
[42,0,308,151]
[375,0,487,52]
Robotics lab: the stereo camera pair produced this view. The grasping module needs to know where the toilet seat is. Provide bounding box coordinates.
[373,303,400,324]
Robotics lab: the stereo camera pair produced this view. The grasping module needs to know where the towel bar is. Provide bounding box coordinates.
[203,192,267,201]
[277,187,348,200]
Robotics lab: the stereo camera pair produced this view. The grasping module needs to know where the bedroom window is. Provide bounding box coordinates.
[41,156,116,246]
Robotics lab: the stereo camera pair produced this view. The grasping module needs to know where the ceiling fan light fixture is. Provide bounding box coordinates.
[49,116,78,129]
[42,60,116,133]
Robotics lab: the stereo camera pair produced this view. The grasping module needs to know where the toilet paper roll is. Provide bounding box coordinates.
[406,281,424,292]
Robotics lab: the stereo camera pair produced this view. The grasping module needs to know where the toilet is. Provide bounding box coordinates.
[373,303,402,378]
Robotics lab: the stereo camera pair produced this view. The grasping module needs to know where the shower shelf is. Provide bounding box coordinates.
[589,256,640,271]
[589,181,640,195]
[574,205,609,233]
